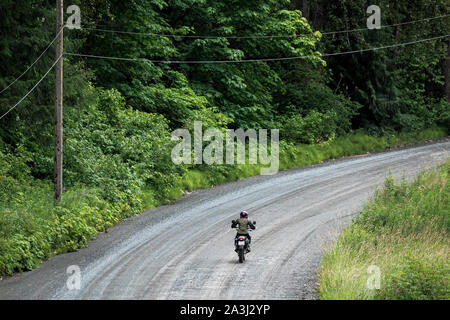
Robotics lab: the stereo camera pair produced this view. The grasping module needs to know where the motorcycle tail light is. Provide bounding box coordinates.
[239,237,244,240]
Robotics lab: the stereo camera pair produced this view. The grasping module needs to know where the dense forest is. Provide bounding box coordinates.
[0,1,449,273]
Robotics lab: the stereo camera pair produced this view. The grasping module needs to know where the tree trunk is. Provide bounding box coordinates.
[302,0,309,20]
[314,0,326,31]
[446,40,450,102]
[294,0,326,31]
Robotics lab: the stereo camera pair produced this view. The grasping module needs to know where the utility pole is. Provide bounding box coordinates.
[446,39,450,102]
[54,0,64,201]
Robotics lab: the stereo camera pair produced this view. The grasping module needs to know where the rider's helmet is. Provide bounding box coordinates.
[240,211,248,218]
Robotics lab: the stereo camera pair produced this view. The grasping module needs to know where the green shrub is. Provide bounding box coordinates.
[377,255,449,300]
[281,110,338,144]
[64,88,182,201]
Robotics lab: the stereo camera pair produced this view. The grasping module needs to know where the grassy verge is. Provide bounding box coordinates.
[318,160,449,300]
[0,126,447,276]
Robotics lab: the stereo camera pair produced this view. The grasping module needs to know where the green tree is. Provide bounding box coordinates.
[313,0,450,131]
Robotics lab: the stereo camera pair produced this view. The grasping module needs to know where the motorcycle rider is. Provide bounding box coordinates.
[231,211,255,252]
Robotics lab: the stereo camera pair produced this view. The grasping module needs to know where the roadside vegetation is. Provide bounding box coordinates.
[179,127,448,191]
[0,124,447,276]
[319,160,449,300]
[0,0,449,276]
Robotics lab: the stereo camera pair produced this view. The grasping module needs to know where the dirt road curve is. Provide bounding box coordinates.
[0,141,448,300]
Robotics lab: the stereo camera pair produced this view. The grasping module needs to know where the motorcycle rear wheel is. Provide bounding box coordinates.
[238,248,244,263]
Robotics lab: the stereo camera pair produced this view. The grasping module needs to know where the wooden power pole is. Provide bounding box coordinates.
[446,39,450,102]
[54,0,64,201]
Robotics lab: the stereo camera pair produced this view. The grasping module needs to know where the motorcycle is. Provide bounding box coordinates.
[232,221,256,263]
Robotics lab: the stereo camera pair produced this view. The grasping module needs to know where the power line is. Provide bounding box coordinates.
[76,14,450,39]
[79,26,296,39]
[0,27,64,95]
[2,34,448,121]
[0,55,63,121]
[322,14,450,35]
[64,33,450,64]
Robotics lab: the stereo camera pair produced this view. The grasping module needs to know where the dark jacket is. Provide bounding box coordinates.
[232,218,255,234]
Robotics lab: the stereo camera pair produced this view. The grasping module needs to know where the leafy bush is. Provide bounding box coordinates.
[377,255,449,300]
[281,110,338,144]
[277,77,361,143]
[431,99,450,129]
[0,146,32,183]
[64,88,183,202]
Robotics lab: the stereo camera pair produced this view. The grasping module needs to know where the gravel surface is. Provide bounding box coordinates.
[0,141,448,300]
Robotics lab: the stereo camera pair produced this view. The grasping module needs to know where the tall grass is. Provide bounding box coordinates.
[319,160,449,300]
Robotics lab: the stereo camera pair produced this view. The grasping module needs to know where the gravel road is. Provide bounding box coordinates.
[0,141,448,300]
